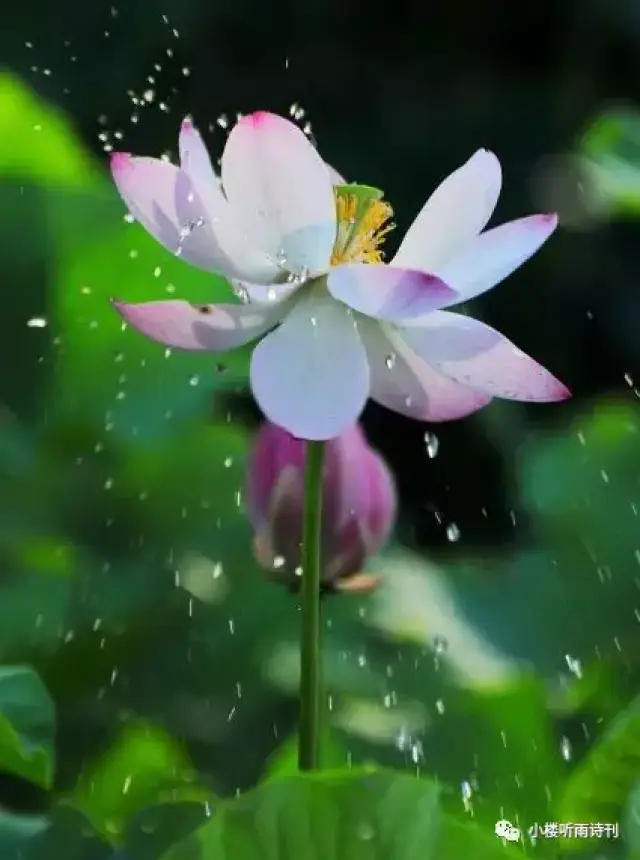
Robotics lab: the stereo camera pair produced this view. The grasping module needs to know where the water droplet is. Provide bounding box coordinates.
[424,431,439,458]
[395,726,410,751]
[231,282,250,304]
[410,740,423,763]
[564,653,583,678]
[433,635,448,655]
[176,217,205,256]
[446,523,460,542]
[560,736,572,761]
[356,822,375,841]
[188,375,200,386]
[27,316,47,328]
[385,353,396,370]
[435,698,445,714]
[461,780,474,811]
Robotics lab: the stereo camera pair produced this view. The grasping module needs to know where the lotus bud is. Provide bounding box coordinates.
[246,421,396,594]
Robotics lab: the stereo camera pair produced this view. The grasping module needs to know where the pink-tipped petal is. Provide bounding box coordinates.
[401,311,571,402]
[179,117,219,188]
[112,299,287,352]
[360,319,492,421]
[250,294,369,440]
[436,214,558,305]
[110,154,185,251]
[393,149,502,271]
[178,118,279,283]
[221,112,337,275]
[327,263,458,322]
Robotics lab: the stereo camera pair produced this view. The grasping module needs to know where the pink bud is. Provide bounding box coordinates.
[246,422,396,594]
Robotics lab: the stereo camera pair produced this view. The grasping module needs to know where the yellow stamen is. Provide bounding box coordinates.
[331,193,394,265]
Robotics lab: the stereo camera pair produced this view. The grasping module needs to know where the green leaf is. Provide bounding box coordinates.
[625,781,640,859]
[0,809,49,860]
[0,665,55,789]
[160,768,441,860]
[519,400,640,523]
[122,802,214,860]
[579,107,640,216]
[555,693,640,853]
[440,818,527,859]
[431,677,561,830]
[71,721,213,843]
[0,75,99,188]
[26,807,113,860]
[262,731,349,780]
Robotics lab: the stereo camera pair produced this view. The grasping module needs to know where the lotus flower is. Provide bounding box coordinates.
[111,112,570,440]
[246,421,396,594]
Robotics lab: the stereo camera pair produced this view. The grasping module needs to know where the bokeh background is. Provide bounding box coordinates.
[0,0,640,857]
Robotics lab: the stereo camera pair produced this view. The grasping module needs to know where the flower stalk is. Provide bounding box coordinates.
[298,439,325,771]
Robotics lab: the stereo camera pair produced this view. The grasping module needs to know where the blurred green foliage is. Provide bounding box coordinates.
[0,72,639,860]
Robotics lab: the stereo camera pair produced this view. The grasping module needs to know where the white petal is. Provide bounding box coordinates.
[328,263,457,321]
[222,112,337,275]
[359,319,491,421]
[436,214,558,305]
[401,311,570,401]
[250,294,369,440]
[112,299,288,351]
[393,150,502,271]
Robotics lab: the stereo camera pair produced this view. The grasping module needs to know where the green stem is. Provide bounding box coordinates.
[298,439,325,771]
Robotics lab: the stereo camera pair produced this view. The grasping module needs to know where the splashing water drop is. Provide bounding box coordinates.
[356,823,375,842]
[433,635,448,655]
[564,653,583,678]
[424,431,439,458]
[176,217,205,257]
[446,523,460,542]
[560,736,572,761]
[231,283,250,304]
